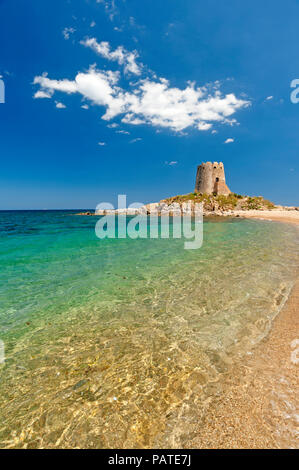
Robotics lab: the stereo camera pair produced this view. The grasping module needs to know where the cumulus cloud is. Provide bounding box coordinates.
[33,89,53,99]
[123,79,249,131]
[55,101,66,109]
[80,37,141,75]
[98,141,106,146]
[266,95,273,100]
[165,161,178,165]
[130,137,142,143]
[197,122,212,131]
[33,73,79,94]
[224,138,234,144]
[33,39,250,134]
[33,68,123,120]
[33,67,249,132]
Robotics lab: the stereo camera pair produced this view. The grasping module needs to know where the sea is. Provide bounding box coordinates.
[0,210,298,448]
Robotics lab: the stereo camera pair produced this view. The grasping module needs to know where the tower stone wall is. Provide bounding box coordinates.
[195,162,231,196]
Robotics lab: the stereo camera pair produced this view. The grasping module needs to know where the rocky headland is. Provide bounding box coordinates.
[76,193,299,224]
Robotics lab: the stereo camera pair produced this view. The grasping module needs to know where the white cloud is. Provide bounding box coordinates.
[197,122,212,131]
[55,101,66,109]
[165,161,178,165]
[81,104,89,109]
[130,138,142,143]
[62,27,76,40]
[33,67,249,132]
[224,138,234,144]
[266,95,273,100]
[34,73,79,94]
[116,130,130,134]
[120,80,249,132]
[122,114,146,125]
[98,141,106,146]
[33,89,53,99]
[90,21,96,28]
[107,123,119,128]
[80,38,142,75]
[33,41,250,134]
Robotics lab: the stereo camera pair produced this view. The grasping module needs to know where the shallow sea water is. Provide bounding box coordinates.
[0,211,298,448]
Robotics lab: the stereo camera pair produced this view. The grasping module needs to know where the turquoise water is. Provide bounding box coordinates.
[0,210,298,448]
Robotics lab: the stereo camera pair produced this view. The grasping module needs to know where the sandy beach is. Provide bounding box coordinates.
[233,209,299,225]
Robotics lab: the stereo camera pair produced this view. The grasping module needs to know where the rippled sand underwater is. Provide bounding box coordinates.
[0,211,298,448]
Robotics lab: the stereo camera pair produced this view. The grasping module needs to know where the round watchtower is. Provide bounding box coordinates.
[195,161,231,195]
[194,162,214,194]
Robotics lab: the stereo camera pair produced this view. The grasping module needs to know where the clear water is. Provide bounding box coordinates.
[0,210,298,448]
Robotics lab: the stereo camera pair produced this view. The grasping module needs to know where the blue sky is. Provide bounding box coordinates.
[0,0,298,209]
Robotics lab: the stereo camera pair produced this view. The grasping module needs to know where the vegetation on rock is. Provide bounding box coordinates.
[162,193,275,211]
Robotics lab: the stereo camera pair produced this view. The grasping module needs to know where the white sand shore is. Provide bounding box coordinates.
[232,209,299,225]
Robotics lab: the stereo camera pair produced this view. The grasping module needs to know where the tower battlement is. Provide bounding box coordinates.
[195,162,231,195]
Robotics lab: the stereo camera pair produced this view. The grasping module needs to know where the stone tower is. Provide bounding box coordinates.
[194,162,231,195]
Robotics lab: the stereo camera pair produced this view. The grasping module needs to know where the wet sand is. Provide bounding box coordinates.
[188,279,299,449]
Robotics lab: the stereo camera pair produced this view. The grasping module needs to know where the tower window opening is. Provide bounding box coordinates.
[216,177,219,182]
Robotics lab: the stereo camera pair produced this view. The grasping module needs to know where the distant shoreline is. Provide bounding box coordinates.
[76,208,299,225]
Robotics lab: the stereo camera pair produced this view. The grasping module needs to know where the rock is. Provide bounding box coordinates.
[76,211,94,216]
